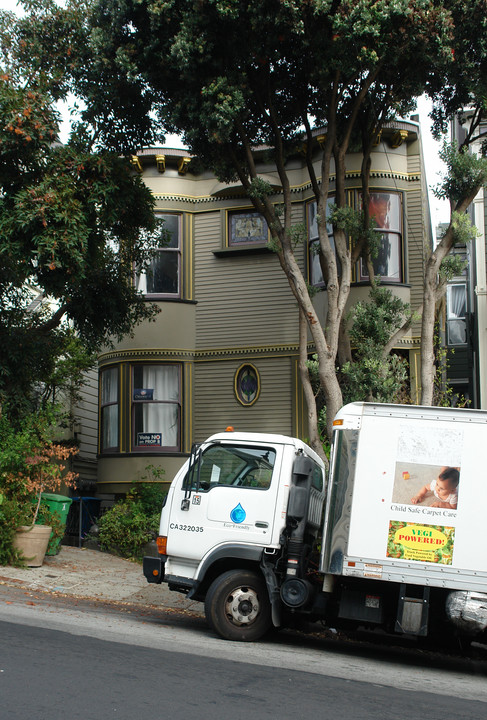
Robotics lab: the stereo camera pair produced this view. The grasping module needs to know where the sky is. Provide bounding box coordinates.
[416,96,451,232]
[1,0,450,233]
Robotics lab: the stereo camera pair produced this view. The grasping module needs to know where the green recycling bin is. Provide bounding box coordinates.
[40,493,73,555]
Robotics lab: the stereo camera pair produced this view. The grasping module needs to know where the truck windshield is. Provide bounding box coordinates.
[187,444,276,491]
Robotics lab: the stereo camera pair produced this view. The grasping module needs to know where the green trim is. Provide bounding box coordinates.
[292,357,307,440]
[183,362,193,453]
[99,343,306,365]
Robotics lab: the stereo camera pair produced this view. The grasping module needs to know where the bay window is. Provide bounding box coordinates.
[100,367,119,452]
[308,191,404,286]
[135,214,181,297]
[308,197,335,287]
[359,192,403,282]
[132,364,181,451]
[99,362,182,454]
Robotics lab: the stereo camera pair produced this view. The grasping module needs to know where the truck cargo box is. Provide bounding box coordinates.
[320,402,487,593]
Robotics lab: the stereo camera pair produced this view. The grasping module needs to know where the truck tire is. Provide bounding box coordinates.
[205,569,272,641]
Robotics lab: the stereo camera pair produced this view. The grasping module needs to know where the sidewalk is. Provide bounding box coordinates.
[0,545,204,616]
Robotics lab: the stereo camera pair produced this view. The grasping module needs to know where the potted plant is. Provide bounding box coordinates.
[0,413,78,567]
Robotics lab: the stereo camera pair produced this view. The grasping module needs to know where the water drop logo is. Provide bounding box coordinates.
[230,503,246,524]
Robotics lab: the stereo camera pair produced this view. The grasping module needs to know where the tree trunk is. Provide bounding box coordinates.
[298,309,329,468]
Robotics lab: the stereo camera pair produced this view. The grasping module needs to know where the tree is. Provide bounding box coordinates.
[0,2,160,418]
[418,0,487,404]
[419,143,487,405]
[13,1,487,447]
[84,0,457,449]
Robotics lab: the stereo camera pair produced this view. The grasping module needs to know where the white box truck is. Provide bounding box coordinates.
[143,403,487,643]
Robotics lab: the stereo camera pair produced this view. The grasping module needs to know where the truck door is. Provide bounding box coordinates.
[166,441,285,561]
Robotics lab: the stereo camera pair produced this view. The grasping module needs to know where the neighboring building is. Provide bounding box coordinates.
[440,221,477,406]
[444,114,487,408]
[82,118,432,495]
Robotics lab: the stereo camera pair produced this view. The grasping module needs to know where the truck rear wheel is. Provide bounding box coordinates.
[205,569,271,641]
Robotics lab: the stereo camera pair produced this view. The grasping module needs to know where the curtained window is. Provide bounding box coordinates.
[447,284,467,346]
[308,197,336,287]
[132,364,181,451]
[100,367,119,451]
[359,192,403,282]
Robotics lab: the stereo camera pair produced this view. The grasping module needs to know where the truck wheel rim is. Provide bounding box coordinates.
[225,586,260,625]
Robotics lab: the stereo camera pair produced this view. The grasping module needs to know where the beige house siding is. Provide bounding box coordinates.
[192,207,304,442]
[407,137,431,339]
[72,368,98,489]
[194,210,301,349]
[193,356,296,441]
[405,185,427,314]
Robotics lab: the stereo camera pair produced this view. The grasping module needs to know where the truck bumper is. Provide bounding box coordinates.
[143,555,166,584]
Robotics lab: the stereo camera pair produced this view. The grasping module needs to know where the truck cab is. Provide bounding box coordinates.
[143,428,326,640]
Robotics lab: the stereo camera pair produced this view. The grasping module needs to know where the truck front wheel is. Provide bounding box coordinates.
[205,569,271,641]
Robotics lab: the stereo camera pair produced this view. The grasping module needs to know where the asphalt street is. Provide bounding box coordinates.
[2,604,487,720]
[1,547,487,719]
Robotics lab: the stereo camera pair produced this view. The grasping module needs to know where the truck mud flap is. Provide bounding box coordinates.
[395,583,429,636]
[143,556,165,584]
[261,555,281,627]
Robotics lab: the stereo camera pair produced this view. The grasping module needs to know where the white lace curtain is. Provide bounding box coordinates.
[102,368,118,449]
[138,366,179,447]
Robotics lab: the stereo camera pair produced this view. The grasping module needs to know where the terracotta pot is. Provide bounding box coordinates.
[13,525,52,567]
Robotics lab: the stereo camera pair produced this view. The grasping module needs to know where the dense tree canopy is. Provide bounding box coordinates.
[0,2,159,416]
[4,0,487,440]
[81,0,487,443]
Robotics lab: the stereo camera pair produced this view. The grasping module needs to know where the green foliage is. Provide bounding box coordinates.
[328,204,379,259]
[341,352,408,405]
[97,501,154,559]
[248,178,275,201]
[429,1,487,137]
[340,285,409,403]
[305,284,410,410]
[439,251,468,283]
[86,0,454,174]
[0,408,76,565]
[434,141,487,206]
[129,479,166,516]
[450,211,479,246]
[97,482,166,559]
[348,283,410,349]
[0,3,160,419]
[0,495,25,567]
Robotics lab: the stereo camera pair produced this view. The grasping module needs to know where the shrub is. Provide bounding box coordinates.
[0,411,78,565]
[96,482,166,559]
[0,495,24,566]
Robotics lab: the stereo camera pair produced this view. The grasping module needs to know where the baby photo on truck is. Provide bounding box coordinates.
[391,462,460,509]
